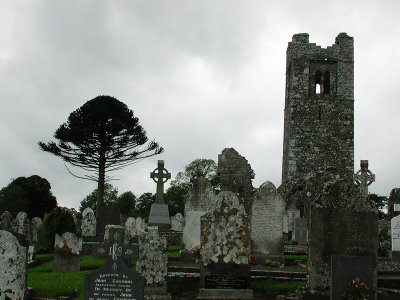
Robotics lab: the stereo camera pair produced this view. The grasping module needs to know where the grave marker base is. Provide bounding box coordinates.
[198,288,253,299]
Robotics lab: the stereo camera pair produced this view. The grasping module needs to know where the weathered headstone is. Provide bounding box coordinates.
[0,211,12,230]
[218,148,254,214]
[84,227,144,300]
[331,255,376,300]
[31,217,43,244]
[53,232,82,272]
[0,230,27,299]
[354,160,375,199]
[391,211,400,260]
[388,188,400,219]
[10,211,29,237]
[199,191,253,299]
[136,226,169,298]
[182,176,216,251]
[125,217,136,239]
[148,160,171,227]
[28,245,35,263]
[294,217,308,245]
[135,217,146,235]
[250,181,285,261]
[170,213,184,231]
[308,180,378,293]
[81,207,96,237]
[96,205,121,238]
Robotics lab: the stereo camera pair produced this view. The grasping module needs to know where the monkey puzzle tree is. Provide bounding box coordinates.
[39,95,163,217]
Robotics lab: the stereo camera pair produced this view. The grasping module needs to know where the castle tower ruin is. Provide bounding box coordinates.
[281,33,354,188]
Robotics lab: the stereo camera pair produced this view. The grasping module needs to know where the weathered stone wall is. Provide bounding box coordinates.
[282,33,354,192]
[218,148,254,213]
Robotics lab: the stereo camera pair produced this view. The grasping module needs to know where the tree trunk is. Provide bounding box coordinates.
[96,146,106,219]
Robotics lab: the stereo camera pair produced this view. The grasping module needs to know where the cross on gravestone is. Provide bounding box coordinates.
[84,227,144,300]
[354,160,375,199]
[150,160,171,204]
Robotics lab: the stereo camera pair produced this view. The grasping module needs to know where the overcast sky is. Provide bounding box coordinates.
[1,1,399,210]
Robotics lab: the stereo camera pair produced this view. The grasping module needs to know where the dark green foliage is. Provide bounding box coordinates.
[39,95,163,215]
[42,207,76,246]
[173,158,219,191]
[115,191,136,216]
[369,193,388,220]
[126,207,147,219]
[0,175,57,218]
[164,184,188,216]
[79,183,118,213]
[136,192,155,215]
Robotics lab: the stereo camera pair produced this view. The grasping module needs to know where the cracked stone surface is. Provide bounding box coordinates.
[54,232,82,255]
[0,230,27,300]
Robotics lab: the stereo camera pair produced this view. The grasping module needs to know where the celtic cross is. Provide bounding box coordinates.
[150,160,171,204]
[354,160,375,199]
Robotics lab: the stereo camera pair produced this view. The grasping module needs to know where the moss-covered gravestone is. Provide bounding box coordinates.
[198,191,253,299]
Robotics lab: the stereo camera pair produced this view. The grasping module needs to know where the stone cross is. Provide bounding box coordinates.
[150,160,171,204]
[354,160,375,199]
[92,227,138,272]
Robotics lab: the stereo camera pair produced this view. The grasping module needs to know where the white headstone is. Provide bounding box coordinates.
[125,217,136,238]
[392,215,400,251]
[31,217,43,243]
[170,213,184,231]
[135,217,146,235]
[54,232,83,255]
[250,181,285,256]
[182,176,216,250]
[28,245,35,263]
[0,230,27,299]
[81,208,96,237]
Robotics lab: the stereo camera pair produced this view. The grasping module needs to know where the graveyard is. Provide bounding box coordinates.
[1,32,400,300]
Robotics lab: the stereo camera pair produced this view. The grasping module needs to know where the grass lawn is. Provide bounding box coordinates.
[28,254,134,300]
[251,279,306,294]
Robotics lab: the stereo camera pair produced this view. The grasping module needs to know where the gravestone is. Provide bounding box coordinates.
[53,232,82,272]
[388,188,400,219]
[199,191,253,299]
[84,227,144,300]
[125,217,136,239]
[96,205,120,238]
[136,226,170,298]
[391,213,400,260]
[0,230,27,299]
[287,203,300,239]
[81,207,96,237]
[148,160,171,228]
[294,217,308,245]
[308,180,378,292]
[250,181,285,261]
[11,211,29,237]
[31,217,43,244]
[331,255,376,300]
[135,217,146,235]
[28,245,35,263]
[182,176,216,251]
[0,210,12,230]
[218,148,254,214]
[170,213,184,231]
[354,160,375,199]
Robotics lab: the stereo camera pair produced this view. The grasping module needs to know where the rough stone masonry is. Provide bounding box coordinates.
[280,32,355,213]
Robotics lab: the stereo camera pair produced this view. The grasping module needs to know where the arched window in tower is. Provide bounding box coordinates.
[324,71,330,95]
[315,71,322,95]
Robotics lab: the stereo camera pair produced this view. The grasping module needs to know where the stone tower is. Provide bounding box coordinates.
[281,33,354,188]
